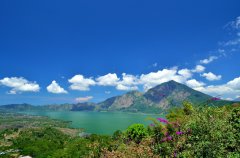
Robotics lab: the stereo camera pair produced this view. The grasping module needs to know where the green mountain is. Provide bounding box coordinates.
[0,103,96,112]
[0,81,236,113]
[0,103,38,111]
[143,80,211,108]
[97,80,212,113]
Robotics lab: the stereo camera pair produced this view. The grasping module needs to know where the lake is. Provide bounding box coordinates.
[19,111,162,135]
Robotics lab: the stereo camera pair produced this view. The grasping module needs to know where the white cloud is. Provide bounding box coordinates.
[178,69,192,79]
[116,73,139,91]
[68,75,96,91]
[192,65,205,73]
[139,68,188,90]
[201,72,222,81]
[223,38,240,46]
[200,56,218,64]
[96,73,139,91]
[226,77,240,89]
[194,76,240,98]
[120,73,139,85]
[96,73,119,86]
[186,79,205,88]
[229,16,240,29]
[105,91,111,94]
[225,97,233,101]
[75,96,93,103]
[194,85,235,96]
[0,77,40,94]
[47,80,68,94]
[222,16,240,47]
[116,84,138,91]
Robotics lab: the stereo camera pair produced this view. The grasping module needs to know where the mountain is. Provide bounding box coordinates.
[234,97,240,101]
[97,80,212,113]
[0,103,96,112]
[0,81,236,113]
[0,103,38,111]
[143,80,211,108]
[71,102,96,111]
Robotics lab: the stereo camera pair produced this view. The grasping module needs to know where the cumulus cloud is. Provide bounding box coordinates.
[194,76,240,98]
[192,65,205,73]
[226,77,240,89]
[178,68,192,79]
[186,79,205,88]
[75,96,93,103]
[47,80,68,94]
[96,73,119,86]
[120,73,139,85]
[201,72,222,81]
[139,68,189,90]
[194,85,235,97]
[116,84,138,91]
[68,75,96,91]
[0,77,40,94]
[200,56,218,64]
[95,73,139,91]
[116,73,139,91]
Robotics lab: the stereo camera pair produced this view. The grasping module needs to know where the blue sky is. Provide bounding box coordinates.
[0,0,240,105]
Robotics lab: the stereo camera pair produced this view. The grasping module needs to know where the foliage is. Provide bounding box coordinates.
[13,127,69,158]
[112,130,122,140]
[183,100,193,115]
[125,124,148,144]
[1,102,240,158]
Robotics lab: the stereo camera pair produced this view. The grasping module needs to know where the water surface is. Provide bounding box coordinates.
[20,111,161,135]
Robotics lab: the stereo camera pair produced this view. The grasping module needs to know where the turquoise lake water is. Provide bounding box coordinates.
[19,111,162,135]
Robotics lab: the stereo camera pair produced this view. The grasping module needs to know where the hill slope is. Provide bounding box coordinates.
[96,80,213,113]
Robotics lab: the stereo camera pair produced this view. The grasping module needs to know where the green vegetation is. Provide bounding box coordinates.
[0,111,70,129]
[125,124,148,143]
[0,102,239,157]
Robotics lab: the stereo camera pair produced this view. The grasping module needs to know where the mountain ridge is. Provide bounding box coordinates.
[0,80,236,113]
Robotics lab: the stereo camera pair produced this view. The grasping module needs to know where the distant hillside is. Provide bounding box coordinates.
[0,103,38,111]
[0,103,96,112]
[234,97,240,101]
[0,81,236,113]
[97,80,213,113]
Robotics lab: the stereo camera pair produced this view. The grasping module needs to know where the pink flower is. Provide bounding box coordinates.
[167,136,172,140]
[157,118,169,124]
[176,131,184,135]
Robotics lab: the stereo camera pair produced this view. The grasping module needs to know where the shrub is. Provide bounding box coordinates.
[183,100,193,115]
[112,130,123,140]
[125,124,147,144]
[13,127,69,158]
[229,107,240,152]
[178,106,238,157]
